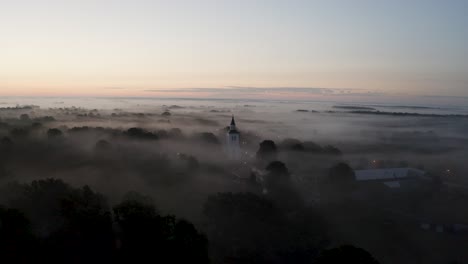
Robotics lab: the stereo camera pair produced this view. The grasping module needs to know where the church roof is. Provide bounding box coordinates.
[231,116,236,126]
[228,115,239,134]
[354,168,425,181]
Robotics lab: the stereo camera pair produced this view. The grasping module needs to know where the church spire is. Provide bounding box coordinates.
[230,115,236,127]
[226,115,240,160]
[229,115,238,132]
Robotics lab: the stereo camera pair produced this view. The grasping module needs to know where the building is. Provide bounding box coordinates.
[354,168,427,189]
[226,115,241,160]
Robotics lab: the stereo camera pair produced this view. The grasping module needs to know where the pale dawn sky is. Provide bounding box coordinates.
[1,0,467,99]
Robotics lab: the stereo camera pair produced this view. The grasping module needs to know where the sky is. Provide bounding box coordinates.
[0,0,467,101]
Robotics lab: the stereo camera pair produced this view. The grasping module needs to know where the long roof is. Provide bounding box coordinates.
[355,168,425,181]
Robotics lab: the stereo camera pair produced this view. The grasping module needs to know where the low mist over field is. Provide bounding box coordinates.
[1,97,468,263]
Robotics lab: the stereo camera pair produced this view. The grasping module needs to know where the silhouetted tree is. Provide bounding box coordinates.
[156,129,169,139]
[430,173,444,192]
[203,192,284,263]
[328,163,356,186]
[171,219,209,263]
[168,128,184,139]
[20,114,30,121]
[31,122,43,129]
[36,116,55,122]
[326,163,357,200]
[265,161,304,211]
[95,139,112,152]
[194,132,220,145]
[303,141,324,152]
[256,140,277,162]
[178,153,200,170]
[5,179,114,263]
[1,136,13,150]
[47,128,63,139]
[280,138,305,151]
[203,192,324,264]
[316,245,380,264]
[323,145,342,156]
[10,128,30,138]
[0,206,37,263]
[126,128,158,140]
[114,193,208,263]
[46,185,114,264]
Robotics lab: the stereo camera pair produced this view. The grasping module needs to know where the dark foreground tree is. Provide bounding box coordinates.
[326,162,357,199]
[0,206,37,263]
[2,180,209,264]
[316,245,380,264]
[46,185,114,264]
[265,161,304,211]
[6,179,114,264]
[203,192,326,264]
[114,193,209,264]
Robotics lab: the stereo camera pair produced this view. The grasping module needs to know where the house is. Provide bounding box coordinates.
[354,168,427,189]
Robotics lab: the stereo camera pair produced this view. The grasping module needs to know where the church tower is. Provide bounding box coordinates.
[226,115,241,160]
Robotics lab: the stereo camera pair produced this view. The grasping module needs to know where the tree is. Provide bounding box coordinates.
[430,173,444,192]
[126,128,158,140]
[7,179,72,235]
[203,192,285,263]
[48,185,114,263]
[31,122,43,129]
[178,153,200,170]
[171,219,209,263]
[194,132,220,145]
[47,128,63,139]
[324,163,357,202]
[10,128,30,138]
[0,206,37,263]
[168,128,184,139]
[303,141,323,152]
[20,114,30,121]
[266,161,289,176]
[203,192,325,264]
[265,161,304,211]
[1,181,209,263]
[256,140,277,162]
[280,138,305,151]
[114,193,208,263]
[5,179,114,263]
[0,137,13,150]
[323,145,342,156]
[95,139,112,152]
[328,163,356,187]
[156,129,169,139]
[316,245,380,264]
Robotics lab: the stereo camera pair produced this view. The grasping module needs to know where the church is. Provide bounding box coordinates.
[226,115,241,160]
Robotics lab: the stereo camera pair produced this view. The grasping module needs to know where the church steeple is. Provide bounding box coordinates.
[226,115,240,160]
[230,115,237,130]
[231,115,236,126]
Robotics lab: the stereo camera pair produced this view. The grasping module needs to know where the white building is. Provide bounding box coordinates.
[354,168,426,189]
[226,115,241,160]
